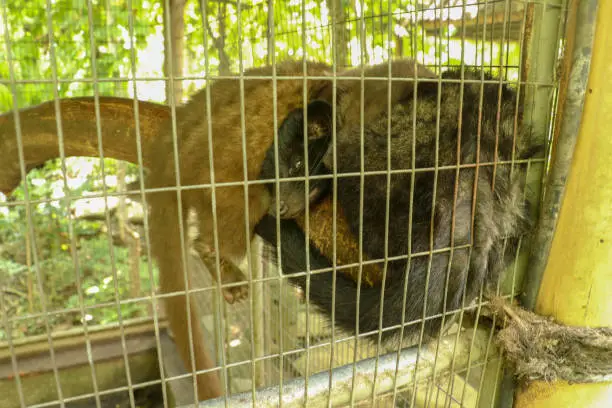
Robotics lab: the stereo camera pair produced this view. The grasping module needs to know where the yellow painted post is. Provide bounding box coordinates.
[514,1,612,407]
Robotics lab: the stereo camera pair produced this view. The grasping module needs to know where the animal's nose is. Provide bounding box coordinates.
[278,202,289,216]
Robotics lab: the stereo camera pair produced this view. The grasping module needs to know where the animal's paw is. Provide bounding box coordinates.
[219,259,249,304]
[201,254,249,304]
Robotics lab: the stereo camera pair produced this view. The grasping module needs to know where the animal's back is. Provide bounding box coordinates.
[145,60,332,191]
[177,61,333,187]
[268,66,541,344]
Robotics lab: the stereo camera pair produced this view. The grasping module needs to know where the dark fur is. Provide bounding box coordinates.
[259,100,334,219]
[255,67,542,343]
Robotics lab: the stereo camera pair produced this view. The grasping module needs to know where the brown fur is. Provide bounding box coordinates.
[294,198,382,287]
[144,60,333,400]
[320,59,438,128]
[143,59,464,400]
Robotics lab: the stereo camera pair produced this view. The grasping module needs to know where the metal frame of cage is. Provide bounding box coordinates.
[0,0,598,407]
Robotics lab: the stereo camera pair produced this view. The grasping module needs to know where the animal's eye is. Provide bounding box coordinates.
[288,160,302,177]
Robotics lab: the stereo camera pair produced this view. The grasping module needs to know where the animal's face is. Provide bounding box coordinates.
[260,100,333,219]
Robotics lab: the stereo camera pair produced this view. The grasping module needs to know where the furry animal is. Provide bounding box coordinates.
[145,60,335,400]
[255,65,542,344]
[257,59,442,287]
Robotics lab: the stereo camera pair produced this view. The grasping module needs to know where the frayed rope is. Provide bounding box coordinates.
[489,297,612,384]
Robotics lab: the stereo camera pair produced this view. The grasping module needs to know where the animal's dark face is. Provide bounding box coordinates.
[260,100,333,219]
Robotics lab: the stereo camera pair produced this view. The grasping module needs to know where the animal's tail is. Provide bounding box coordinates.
[292,259,418,341]
[255,215,449,342]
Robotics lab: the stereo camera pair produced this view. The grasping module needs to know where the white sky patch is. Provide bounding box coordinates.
[129,27,166,103]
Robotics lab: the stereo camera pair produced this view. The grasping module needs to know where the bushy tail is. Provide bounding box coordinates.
[291,261,419,341]
[255,215,451,343]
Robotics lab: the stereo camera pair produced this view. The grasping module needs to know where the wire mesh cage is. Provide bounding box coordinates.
[0,0,575,407]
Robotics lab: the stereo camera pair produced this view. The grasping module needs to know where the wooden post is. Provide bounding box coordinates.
[514,1,612,406]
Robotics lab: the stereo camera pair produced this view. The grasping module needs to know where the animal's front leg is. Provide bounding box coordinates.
[192,208,248,303]
[197,248,249,304]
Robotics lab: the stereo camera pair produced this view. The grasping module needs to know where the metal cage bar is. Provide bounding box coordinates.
[0,1,575,407]
[194,328,494,408]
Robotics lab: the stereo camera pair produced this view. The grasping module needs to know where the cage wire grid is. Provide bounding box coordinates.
[0,0,568,407]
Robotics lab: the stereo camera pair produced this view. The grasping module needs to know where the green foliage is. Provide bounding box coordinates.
[0,236,159,340]
[0,63,13,110]
[2,0,154,108]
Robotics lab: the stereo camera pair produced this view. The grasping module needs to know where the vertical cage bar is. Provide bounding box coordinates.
[370,0,396,404]
[325,1,341,406]
[197,0,231,405]
[300,2,313,405]
[233,1,260,404]
[517,0,565,308]
[82,0,134,406]
[1,3,35,405]
[349,0,367,404]
[520,0,590,310]
[121,0,172,405]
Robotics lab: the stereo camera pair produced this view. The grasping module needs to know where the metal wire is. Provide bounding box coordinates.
[0,159,542,208]
[301,2,313,405]
[349,2,367,404]
[0,1,570,407]
[430,1,470,404]
[123,0,171,403]
[0,76,557,86]
[198,1,231,405]
[85,0,125,405]
[325,2,340,407]
[4,0,67,405]
[194,327,495,408]
[370,0,396,404]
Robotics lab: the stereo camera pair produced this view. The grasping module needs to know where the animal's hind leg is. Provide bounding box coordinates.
[198,251,249,304]
[188,188,249,304]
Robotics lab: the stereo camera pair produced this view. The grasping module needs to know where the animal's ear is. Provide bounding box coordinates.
[413,71,463,110]
[274,100,333,149]
[413,77,441,101]
[305,99,333,140]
